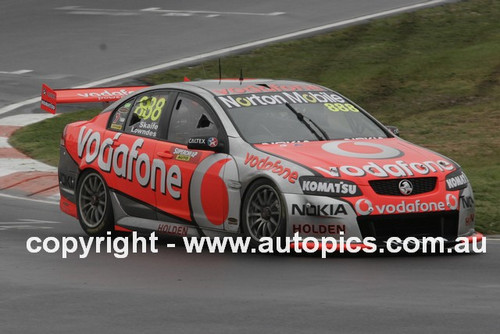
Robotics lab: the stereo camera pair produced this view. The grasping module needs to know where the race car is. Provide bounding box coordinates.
[42,79,481,246]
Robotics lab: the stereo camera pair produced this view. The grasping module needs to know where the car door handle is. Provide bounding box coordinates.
[157,151,173,159]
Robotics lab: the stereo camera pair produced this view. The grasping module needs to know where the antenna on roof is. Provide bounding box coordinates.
[239,68,244,85]
[218,58,222,84]
[201,62,207,79]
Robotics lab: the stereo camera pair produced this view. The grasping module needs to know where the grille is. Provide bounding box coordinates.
[357,211,459,241]
[369,177,437,196]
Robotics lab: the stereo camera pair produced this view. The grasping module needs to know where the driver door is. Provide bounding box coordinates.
[155,92,229,230]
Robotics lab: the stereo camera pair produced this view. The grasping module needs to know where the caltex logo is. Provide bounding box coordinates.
[207,137,218,148]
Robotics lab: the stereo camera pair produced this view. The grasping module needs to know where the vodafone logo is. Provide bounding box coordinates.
[355,199,373,216]
[244,153,298,183]
[446,193,458,210]
[355,196,458,216]
[77,126,181,199]
[76,88,137,101]
[322,141,403,159]
[190,155,238,227]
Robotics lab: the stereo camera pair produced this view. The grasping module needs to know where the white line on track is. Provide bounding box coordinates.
[0,70,33,75]
[0,113,55,126]
[486,237,500,243]
[0,225,54,230]
[0,97,39,116]
[0,0,446,117]
[0,219,60,225]
[56,6,285,17]
[56,6,137,14]
[141,7,285,17]
[0,192,59,205]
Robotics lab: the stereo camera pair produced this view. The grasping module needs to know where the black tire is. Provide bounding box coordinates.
[241,179,286,246]
[76,170,114,236]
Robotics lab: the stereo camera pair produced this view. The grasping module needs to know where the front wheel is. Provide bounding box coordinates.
[76,171,114,236]
[241,179,286,245]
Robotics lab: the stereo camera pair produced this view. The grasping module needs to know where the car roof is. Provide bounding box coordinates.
[151,79,329,97]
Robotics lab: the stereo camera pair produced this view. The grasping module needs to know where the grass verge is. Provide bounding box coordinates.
[10,0,500,232]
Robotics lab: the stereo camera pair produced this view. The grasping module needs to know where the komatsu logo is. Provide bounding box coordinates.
[446,170,469,191]
[299,176,361,197]
[77,126,182,198]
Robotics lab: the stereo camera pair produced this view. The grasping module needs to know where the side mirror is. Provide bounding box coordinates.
[187,136,224,152]
[386,126,400,137]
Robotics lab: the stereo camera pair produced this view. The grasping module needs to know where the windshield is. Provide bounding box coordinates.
[217,90,388,144]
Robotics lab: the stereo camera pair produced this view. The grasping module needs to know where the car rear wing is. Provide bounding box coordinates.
[40,83,149,114]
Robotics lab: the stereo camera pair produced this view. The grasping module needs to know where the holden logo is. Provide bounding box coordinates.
[398,179,413,196]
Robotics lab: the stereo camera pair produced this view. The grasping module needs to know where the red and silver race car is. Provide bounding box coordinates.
[42,79,480,245]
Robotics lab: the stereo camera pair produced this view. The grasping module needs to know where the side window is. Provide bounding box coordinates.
[167,94,218,145]
[109,100,135,131]
[124,91,169,139]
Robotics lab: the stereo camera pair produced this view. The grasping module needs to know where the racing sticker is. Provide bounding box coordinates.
[244,153,298,184]
[189,155,239,228]
[445,169,469,191]
[354,195,458,216]
[217,90,356,109]
[41,84,57,114]
[170,146,201,163]
[299,176,361,197]
[110,103,133,131]
[40,84,148,114]
[322,141,403,159]
[457,184,475,235]
[292,224,346,235]
[211,84,324,96]
[207,137,218,148]
[334,159,455,178]
[77,126,182,199]
[291,203,348,217]
[127,94,168,138]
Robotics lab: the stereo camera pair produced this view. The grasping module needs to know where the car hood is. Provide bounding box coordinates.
[254,138,457,184]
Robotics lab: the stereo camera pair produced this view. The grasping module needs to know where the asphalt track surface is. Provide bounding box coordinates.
[1,194,500,333]
[1,0,452,115]
[2,0,500,333]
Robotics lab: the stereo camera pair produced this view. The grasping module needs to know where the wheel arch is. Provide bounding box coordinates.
[75,167,115,236]
[239,176,288,239]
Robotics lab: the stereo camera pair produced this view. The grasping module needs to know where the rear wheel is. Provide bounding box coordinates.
[76,171,114,236]
[242,179,286,245]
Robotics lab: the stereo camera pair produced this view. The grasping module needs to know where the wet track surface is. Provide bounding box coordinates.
[1,195,499,333]
[1,0,451,115]
[2,0,499,332]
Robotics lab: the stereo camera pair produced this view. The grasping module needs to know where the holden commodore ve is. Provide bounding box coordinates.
[41,79,480,247]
